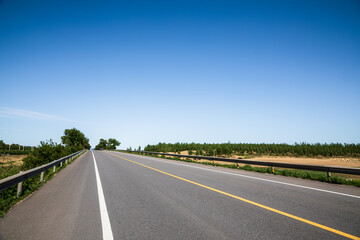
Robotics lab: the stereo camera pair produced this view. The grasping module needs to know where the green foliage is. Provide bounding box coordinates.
[144,142,360,158]
[107,138,120,150]
[0,140,5,150]
[0,150,32,155]
[22,140,66,170]
[21,128,90,170]
[95,139,108,150]
[0,185,18,217]
[0,165,22,180]
[95,138,120,150]
[61,128,91,151]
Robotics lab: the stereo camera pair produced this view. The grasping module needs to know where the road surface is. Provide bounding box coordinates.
[0,150,359,239]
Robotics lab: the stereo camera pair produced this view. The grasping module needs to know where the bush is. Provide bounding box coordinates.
[22,140,66,170]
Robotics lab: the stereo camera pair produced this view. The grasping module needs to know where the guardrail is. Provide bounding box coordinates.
[0,150,86,197]
[122,150,360,177]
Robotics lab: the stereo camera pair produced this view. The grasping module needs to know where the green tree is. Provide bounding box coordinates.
[0,140,6,150]
[107,138,120,150]
[95,138,120,150]
[95,139,108,150]
[61,128,91,151]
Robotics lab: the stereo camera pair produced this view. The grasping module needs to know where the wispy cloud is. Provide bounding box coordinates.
[0,107,77,122]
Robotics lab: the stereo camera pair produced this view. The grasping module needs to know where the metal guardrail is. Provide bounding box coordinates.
[122,150,360,176]
[0,150,86,196]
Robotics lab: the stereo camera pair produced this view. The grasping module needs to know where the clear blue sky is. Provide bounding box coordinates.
[1,0,359,149]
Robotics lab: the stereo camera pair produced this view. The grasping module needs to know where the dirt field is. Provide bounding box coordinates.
[248,156,360,168]
[0,155,27,166]
[170,151,360,168]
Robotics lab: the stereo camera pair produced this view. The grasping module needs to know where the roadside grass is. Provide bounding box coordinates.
[0,165,22,180]
[0,151,86,217]
[125,152,360,187]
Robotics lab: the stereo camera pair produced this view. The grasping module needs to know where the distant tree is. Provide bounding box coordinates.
[95,138,120,150]
[11,144,19,150]
[0,140,6,150]
[61,128,91,151]
[95,139,108,150]
[107,138,120,150]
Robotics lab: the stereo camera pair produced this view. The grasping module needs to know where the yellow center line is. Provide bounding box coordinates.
[106,152,360,240]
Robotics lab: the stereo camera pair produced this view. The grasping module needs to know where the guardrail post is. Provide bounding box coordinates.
[53,165,56,173]
[40,171,44,182]
[327,171,331,179]
[16,171,23,198]
[60,162,63,167]
[16,181,22,198]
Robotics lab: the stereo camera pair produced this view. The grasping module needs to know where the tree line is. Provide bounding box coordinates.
[144,142,360,158]
[0,140,34,155]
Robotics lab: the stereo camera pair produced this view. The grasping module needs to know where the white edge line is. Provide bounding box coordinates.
[92,151,114,240]
[115,151,360,199]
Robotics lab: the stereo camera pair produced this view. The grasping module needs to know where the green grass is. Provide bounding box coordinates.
[0,165,22,180]
[0,151,86,217]
[125,151,360,187]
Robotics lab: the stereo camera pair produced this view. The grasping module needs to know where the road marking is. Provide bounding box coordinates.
[92,151,114,240]
[106,152,360,240]
[116,151,360,199]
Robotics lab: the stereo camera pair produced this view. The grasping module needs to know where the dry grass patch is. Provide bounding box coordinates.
[166,151,360,168]
[0,155,27,166]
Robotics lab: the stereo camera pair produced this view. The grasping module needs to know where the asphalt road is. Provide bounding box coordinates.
[0,150,359,240]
